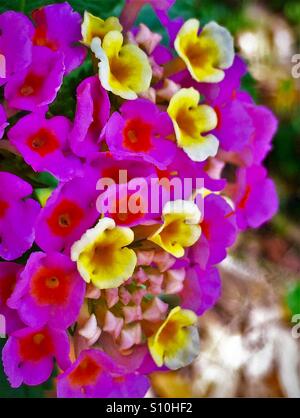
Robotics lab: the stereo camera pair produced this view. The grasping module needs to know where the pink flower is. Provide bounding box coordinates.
[5,46,64,111]
[105,98,177,169]
[0,172,40,260]
[8,111,82,181]
[35,168,99,253]
[2,325,71,387]
[32,3,86,74]
[69,76,110,158]
[0,11,34,86]
[233,165,279,230]
[57,349,149,398]
[8,252,85,329]
[180,265,221,315]
[189,193,237,269]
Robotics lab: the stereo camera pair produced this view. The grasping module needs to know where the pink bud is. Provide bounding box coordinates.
[119,287,131,305]
[137,250,155,266]
[119,323,142,350]
[164,268,185,294]
[85,284,101,299]
[153,251,176,272]
[105,288,119,308]
[103,311,124,340]
[143,297,168,322]
[123,305,143,324]
[136,23,162,54]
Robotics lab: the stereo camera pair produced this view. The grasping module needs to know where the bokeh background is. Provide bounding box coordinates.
[0,0,299,398]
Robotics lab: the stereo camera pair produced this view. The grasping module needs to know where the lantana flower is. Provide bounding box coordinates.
[168,87,219,162]
[105,98,177,169]
[148,306,200,369]
[2,325,71,388]
[0,172,40,260]
[5,46,64,111]
[90,31,152,100]
[148,200,201,258]
[180,265,221,316]
[0,11,34,86]
[81,11,122,46]
[0,1,279,399]
[71,218,137,289]
[8,252,86,329]
[57,349,149,398]
[174,19,234,83]
[69,76,110,157]
[8,111,82,181]
[232,165,279,230]
[189,193,237,269]
[32,3,86,73]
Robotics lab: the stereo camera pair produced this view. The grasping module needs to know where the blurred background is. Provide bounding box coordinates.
[0,0,299,398]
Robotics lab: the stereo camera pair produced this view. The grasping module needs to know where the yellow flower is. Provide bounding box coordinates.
[175,19,234,83]
[148,200,201,258]
[90,31,152,100]
[148,306,200,370]
[71,218,137,289]
[168,87,219,162]
[81,11,122,46]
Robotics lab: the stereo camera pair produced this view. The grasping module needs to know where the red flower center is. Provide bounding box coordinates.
[123,118,152,152]
[27,127,60,157]
[0,200,9,218]
[30,266,72,306]
[33,26,58,51]
[201,220,211,240]
[0,274,17,304]
[110,194,145,225]
[101,167,127,184]
[19,329,54,362]
[68,356,102,388]
[19,72,44,97]
[47,199,84,237]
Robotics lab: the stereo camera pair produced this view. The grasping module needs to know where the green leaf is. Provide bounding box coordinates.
[286,282,300,318]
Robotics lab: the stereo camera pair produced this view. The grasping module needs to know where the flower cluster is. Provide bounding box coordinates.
[0,1,278,398]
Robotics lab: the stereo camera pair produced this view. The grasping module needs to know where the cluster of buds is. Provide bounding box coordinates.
[0,1,278,398]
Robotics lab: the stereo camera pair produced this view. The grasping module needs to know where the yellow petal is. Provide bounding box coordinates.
[168,87,219,162]
[91,32,152,100]
[148,200,201,258]
[71,217,137,289]
[148,307,200,370]
[81,11,122,46]
[175,19,234,83]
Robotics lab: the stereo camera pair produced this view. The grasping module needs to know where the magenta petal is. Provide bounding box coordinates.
[0,11,34,86]
[180,266,221,315]
[0,172,41,261]
[69,76,110,158]
[32,3,86,74]
[21,357,53,386]
[235,165,279,230]
[5,46,64,111]
[9,252,85,329]
[8,111,82,181]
